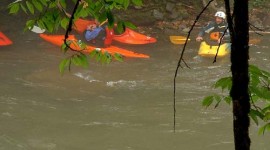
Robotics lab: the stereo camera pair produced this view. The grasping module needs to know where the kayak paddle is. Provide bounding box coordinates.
[30,25,46,33]
[169,36,190,44]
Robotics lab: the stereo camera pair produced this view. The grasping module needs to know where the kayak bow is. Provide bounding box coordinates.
[0,32,12,46]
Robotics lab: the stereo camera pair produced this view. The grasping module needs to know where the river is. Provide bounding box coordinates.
[1,2,270,150]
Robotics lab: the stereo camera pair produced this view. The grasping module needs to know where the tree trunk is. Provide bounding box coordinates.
[229,0,251,150]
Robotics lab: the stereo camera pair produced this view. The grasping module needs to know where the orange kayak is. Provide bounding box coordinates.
[0,32,12,46]
[39,34,150,58]
[73,19,157,44]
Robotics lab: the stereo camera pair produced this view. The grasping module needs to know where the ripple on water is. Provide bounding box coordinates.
[106,80,145,89]
[73,72,101,83]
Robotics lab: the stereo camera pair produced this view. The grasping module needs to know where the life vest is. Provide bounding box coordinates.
[209,23,227,41]
[209,32,220,41]
[204,22,228,45]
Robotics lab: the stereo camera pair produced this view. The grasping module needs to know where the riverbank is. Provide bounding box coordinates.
[114,1,270,37]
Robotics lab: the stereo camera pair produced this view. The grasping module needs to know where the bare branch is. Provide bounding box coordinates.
[213,26,229,63]
[249,22,264,36]
[63,0,85,54]
[173,0,214,132]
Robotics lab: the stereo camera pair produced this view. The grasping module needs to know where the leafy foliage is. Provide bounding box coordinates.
[202,65,270,134]
[8,0,141,73]
[59,40,123,74]
[8,0,142,33]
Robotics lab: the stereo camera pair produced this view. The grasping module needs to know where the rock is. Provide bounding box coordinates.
[182,27,190,33]
[134,6,143,9]
[168,8,179,20]
[153,9,164,20]
[166,2,175,12]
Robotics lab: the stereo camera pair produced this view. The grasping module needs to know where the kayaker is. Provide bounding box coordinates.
[84,19,114,48]
[84,19,107,47]
[196,11,230,44]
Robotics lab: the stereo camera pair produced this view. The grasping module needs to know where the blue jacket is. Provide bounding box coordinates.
[84,27,105,41]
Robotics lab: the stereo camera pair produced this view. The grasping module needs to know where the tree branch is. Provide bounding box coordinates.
[173,0,214,132]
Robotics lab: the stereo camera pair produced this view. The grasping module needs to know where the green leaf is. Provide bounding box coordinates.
[26,1,35,14]
[263,112,270,121]
[32,0,43,12]
[9,3,20,14]
[59,0,67,9]
[49,2,57,8]
[123,0,130,9]
[262,105,270,113]
[37,20,46,30]
[75,5,88,18]
[76,40,87,50]
[224,96,232,105]
[250,86,270,100]
[71,54,89,68]
[71,55,81,66]
[59,58,70,74]
[106,10,114,28]
[114,53,123,62]
[116,21,125,34]
[104,52,112,64]
[214,77,232,91]
[124,21,137,29]
[202,96,215,107]
[250,109,264,124]
[38,0,48,6]
[78,53,89,68]
[250,109,259,125]
[89,50,98,58]
[61,40,72,53]
[259,123,270,135]
[95,50,102,62]
[214,96,222,108]
[261,69,270,78]
[26,19,35,28]
[60,17,69,30]
[20,4,28,14]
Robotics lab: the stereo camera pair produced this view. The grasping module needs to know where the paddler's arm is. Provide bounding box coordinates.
[196,21,215,42]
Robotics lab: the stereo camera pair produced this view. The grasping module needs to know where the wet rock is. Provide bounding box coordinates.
[134,6,143,9]
[168,8,179,20]
[166,2,175,12]
[153,9,164,20]
[182,27,190,33]
[163,28,178,35]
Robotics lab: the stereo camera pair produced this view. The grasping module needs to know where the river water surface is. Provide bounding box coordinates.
[1,3,270,150]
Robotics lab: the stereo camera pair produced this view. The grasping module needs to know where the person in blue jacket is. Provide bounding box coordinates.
[196,11,230,44]
[84,19,106,47]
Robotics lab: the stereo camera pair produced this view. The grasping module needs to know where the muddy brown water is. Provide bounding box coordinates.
[1,4,270,150]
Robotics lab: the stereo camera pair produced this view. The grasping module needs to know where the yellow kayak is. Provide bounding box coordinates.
[198,41,231,57]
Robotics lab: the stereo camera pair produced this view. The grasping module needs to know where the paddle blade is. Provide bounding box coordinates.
[169,36,190,44]
[30,25,46,33]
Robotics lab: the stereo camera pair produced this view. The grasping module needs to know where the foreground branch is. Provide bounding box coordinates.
[173,0,214,132]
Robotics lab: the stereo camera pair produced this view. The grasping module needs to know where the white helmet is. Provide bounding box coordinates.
[215,11,226,19]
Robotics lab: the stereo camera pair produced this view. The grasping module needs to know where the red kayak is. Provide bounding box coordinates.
[39,34,150,58]
[73,19,157,44]
[0,32,12,46]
